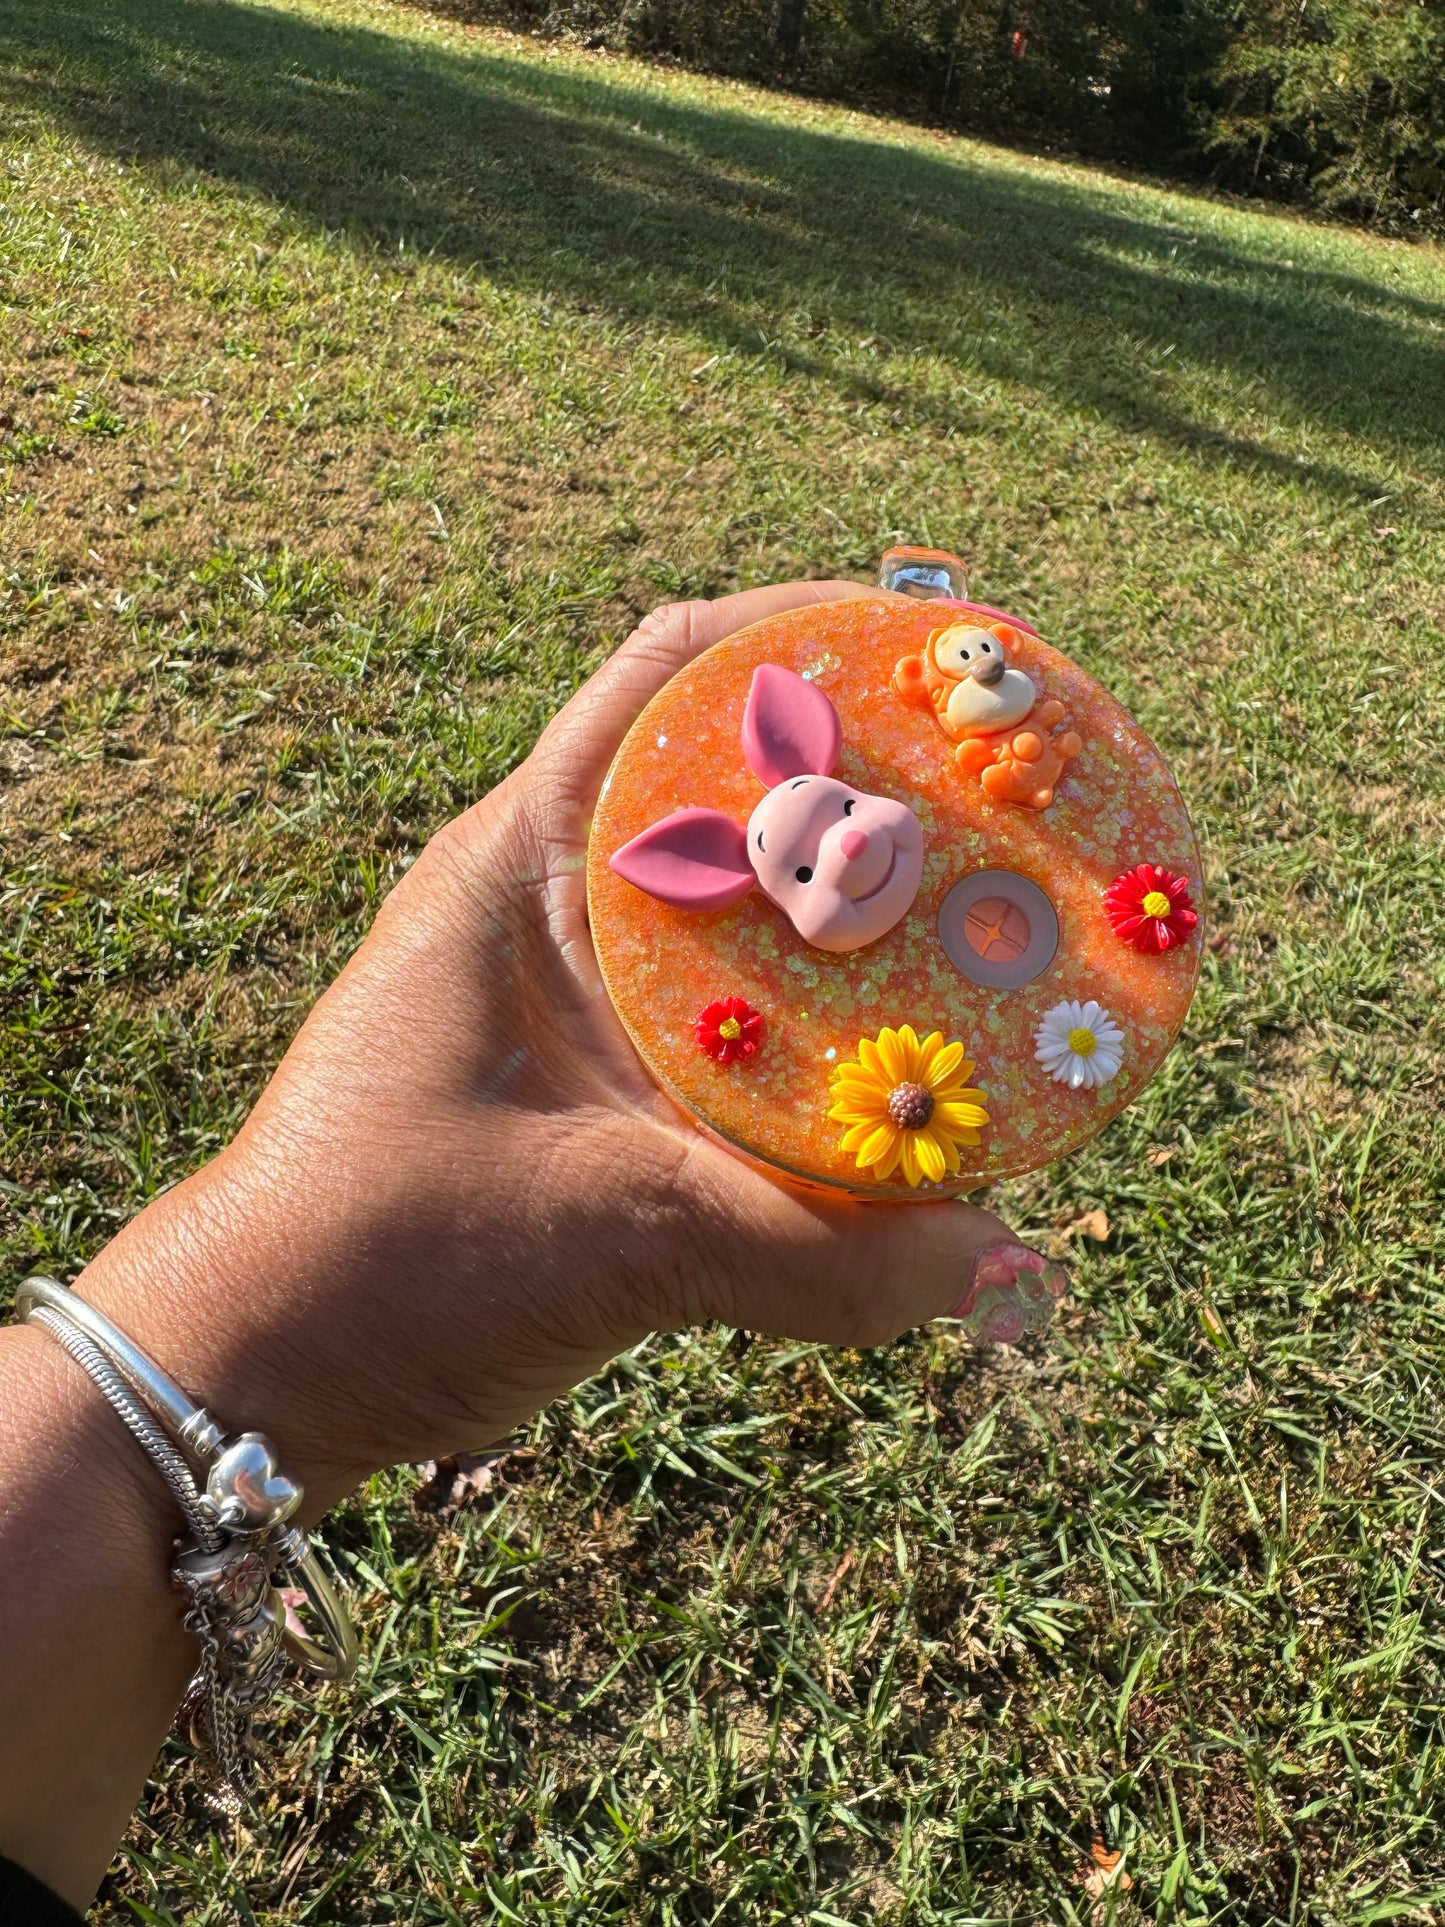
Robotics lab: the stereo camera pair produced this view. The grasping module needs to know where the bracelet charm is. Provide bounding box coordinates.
[13,1276,358,1812]
[205,1432,303,1533]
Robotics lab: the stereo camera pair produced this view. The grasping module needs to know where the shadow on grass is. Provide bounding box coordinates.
[4,0,1443,500]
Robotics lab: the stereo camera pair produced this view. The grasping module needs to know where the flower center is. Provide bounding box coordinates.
[1067,1027,1097,1057]
[1141,890,1172,919]
[887,1081,935,1130]
[717,1017,742,1041]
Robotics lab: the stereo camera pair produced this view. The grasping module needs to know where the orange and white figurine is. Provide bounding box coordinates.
[893,613,1082,811]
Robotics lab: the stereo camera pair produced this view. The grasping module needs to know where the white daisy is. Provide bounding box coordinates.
[1034,998,1124,1090]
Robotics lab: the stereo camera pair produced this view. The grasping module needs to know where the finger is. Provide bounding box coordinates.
[678,1143,1068,1350]
[533,579,877,804]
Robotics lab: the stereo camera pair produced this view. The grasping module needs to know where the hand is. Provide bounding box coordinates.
[76,581,1057,1511]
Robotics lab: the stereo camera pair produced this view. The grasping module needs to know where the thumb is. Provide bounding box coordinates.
[678,1144,1071,1351]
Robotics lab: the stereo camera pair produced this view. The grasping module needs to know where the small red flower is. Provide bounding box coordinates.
[695,995,764,1065]
[1105,863,1198,955]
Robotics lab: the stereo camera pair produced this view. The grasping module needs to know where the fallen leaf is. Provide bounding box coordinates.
[277,1585,309,1642]
[1081,1840,1133,1898]
[1047,1206,1109,1257]
[414,1451,507,1514]
[1200,1302,1230,1344]
[1372,525,1398,537]
[819,1549,855,1612]
[1147,1145,1176,1167]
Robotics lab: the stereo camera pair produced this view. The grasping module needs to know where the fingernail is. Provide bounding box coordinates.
[952,1242,1070,1346]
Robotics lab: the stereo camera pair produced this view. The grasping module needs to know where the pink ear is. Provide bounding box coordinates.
[741,664,842,787]
[609,808,756,912]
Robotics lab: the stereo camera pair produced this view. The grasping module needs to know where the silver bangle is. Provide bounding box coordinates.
[14,1275,359,1811]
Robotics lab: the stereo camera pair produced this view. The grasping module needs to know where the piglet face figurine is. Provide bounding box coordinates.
[748,772,924,950]
[610,664,925,954]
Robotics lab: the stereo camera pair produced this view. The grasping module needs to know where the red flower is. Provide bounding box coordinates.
[1105,863,1198,954]
[695,995,764,1064]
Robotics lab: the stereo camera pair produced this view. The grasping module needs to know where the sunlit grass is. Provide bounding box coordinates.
[2,0,1445,1918]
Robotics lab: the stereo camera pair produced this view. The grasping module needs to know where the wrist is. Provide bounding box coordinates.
[0,1321,183,1555]
[65,1100,684,1512]
[0,1323,198,1900]
[71,1143,383,1518]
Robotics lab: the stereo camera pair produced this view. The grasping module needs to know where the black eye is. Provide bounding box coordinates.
[795,865,813,883]
[842,799,855,816]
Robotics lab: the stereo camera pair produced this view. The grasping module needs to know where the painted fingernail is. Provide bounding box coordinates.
[952,1242,1058,1317]
[951,1242,1070,1346]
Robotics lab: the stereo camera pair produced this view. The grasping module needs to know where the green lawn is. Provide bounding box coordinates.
[4,0,1445,1919]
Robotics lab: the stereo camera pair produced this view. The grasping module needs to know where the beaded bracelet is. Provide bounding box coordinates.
[14,1276,358,1811]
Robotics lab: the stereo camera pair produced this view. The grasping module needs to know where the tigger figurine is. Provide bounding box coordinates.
[893,616,1082,811]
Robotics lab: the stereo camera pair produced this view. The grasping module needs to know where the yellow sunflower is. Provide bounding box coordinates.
[829,1024,990,1187]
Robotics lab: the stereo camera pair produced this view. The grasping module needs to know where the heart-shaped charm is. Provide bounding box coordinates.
[207,1431,303,1532]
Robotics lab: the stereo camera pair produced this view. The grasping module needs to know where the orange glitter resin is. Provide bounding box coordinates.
[588,595,1202,1199]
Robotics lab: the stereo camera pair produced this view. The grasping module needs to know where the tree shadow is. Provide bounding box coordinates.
[5,0,1443,503]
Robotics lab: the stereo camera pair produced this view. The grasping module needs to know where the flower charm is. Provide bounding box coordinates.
[695,996,763,1065]
[1035,999,1124,1090]
[1104,863,1198,955]
[829,1023,989,1186]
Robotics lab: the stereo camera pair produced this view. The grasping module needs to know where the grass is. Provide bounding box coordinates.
[3,0,1445,1918]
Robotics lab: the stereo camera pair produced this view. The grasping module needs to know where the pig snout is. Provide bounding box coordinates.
[820,816,897,901]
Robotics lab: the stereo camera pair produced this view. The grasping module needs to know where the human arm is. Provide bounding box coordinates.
[0,582,1041,1905]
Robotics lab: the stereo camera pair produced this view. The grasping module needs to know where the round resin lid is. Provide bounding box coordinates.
[587,569,1202,1200]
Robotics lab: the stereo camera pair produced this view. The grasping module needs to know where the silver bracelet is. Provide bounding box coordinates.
[14,1275,359,1812]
